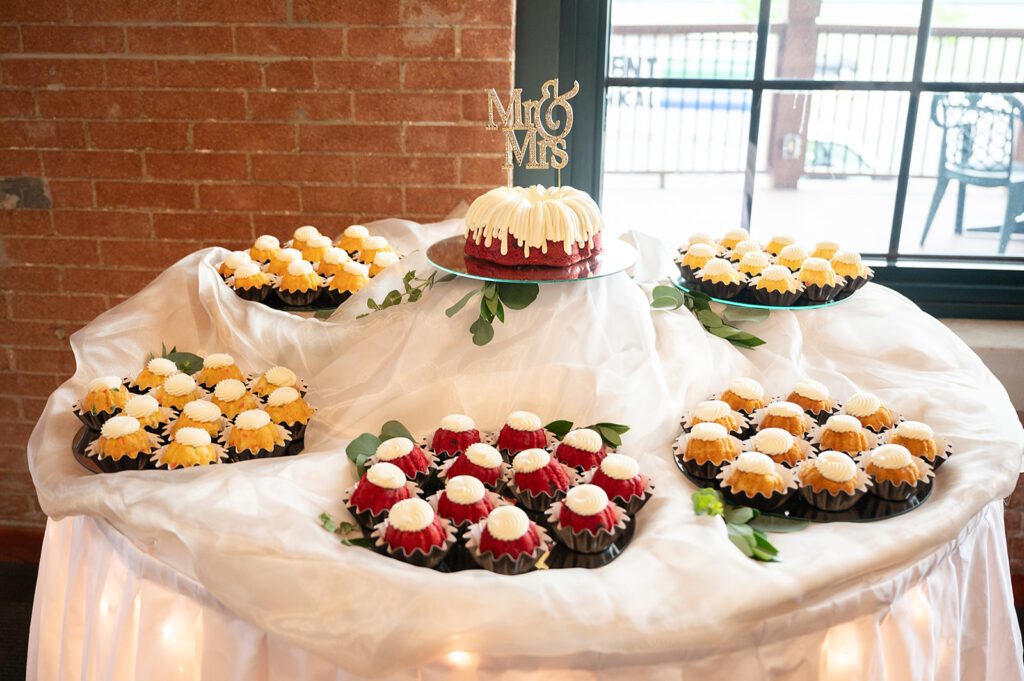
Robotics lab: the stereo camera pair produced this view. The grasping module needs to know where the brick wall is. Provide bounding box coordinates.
[0,0,513,527]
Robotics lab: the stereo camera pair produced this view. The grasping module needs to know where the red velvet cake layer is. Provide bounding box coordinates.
[464,232,603,267]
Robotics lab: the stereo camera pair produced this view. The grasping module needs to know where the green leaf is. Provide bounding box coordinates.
[341,537,372,548]
[722,305,771,323]
[748,516,810,534]
[596,425,622,447]
[727,521,755,538]
[470,317,494,346]
[367,299,379,310]
[165,350,204,375]
[381,289,402,308]
[445,288,482,318]
[696,309,723,328]
[710,325,739,339]
[482,282,498,300]
[494,299,505,323]
[379,420,414,442]
[496,282,539,310]
[408,289,422,302]
[727,527,755,556]
[724,505,756,525]
[319,512,337,534]
[314,309,334,319]
[355,312,369,319]
[592,422,630,434]
[346,433,381,477]
[651,296,683,310]
[484,292,500,316]
[692,488,725,517]
[403,270,416,285]
[728,332,767,348]
[438,273,457,282]
[479,296,494,323]
[652,284,684,302]
[750,546,779,561]
[544,419,574,439]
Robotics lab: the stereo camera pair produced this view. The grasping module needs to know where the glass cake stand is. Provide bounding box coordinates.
[671,275,856,310]
[427,236,637,284]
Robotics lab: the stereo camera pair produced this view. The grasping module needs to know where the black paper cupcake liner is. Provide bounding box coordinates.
[676,263,699,284]
[233,285,272,303]
[798,485,866,512]
[801,280,845,304]
[285,437,305,456]
[677,455,727,480]
[73,406,117,432]
[840,272,873,297]
[370,518,457,569]
[276,287,321,307]
[512,484,568,513]
[546,502,628,554]
[226,440,289,463]
[92,452,150,473]
[869,476,931,502]
[319,286,351,308]
[345,502,390,533]
[464,522,553,575]
[749,284,804,307]
[697,278,745,300]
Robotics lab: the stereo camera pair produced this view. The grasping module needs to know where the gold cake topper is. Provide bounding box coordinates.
[486,78,579,187]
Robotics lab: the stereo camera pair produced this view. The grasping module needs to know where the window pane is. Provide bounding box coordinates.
[602,86,749,239]
[749,89,909,254]
[899,91,1024,257]
[926,1,1024,83]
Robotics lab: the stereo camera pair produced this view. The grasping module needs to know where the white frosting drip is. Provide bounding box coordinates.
[690,422,729,441]
[735,451,776,475]
[235,409,270,430]
[833,249,862,265]
[342,261,370,276]
[844,393,882,417]
[464,443,501,468]
[344,225,369,239]
[101,415,140,438]
[685,242,716,258]
[174,426,211,447]
[203,353,233,369]
[224,251,252,268]
[732,240,761,257]
[376,437,414,461]
[563,429,603,453]
[761,265,792,281]
[739,251,770,268]
[163,373,197,397]
[694,400,731,421]
[365,462,405,489]
[801,257,830,271]
[372,251,400,268]
[723,229,749,242]
[182,400,220,423]
[793,380,829,401]
[700,258,735,276]
[308,234,332,249]
[286,260,314,276]
[753,428,795,455]
[294,225,320,242]
[253,235,280,251]
[322,247,351,265]
[234,262,262,279]
[265,366,297,387]
[125,394,159,418]
[813,451,857,482]
[445,475,486,504]
[728,377,764,401]
[440,414,474,432]
[146,357,178,376]
[766,401,803,418]
[88,376,122,392]
[507,411,542,431]
[267,387,299,407]
[387,498,435,532]
[870,444,913,470]
[687,232,715,246]
[512,448,550,473]
[275,248,301,263]
[564,484,609,516]
[895,421,934,440]
[214,379,246,402]
[825,414,862,433]
[465,185,604,256]
[363,236,388,250]
[778,244,809,261]
[599,453,639,480]
[815,240,840,252]
[485,506,530,541]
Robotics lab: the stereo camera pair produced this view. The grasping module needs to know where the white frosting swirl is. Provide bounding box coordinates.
[465,443,501,468]
[235,409,270,430]
[723,229,749,242]
[163,373,197,397]
[308,234,332,249]
[343,261,370,276]
[735,451,776,475]
[146,357,178,376]
[801,257,830,272]
[294,225,320,242]
[267,387,299,407]
[766,401,803,418]
[844,393,882,417]
[365,462,405,489]
[322,247,351,265]
[265,366,297,387]
[203,353,234,369]
[685,242,716,258]
[739,251,770,268]
[793,380,829,401]
[363,236,388,250]
[564,484,609,516]
[512,448,550,473]
[761,265,792,281]
[214,379,246,402]
[870,444,912,470]
[895,421,933,440]
[728,377,764,401]
[694,400,731,421]
[440,414,474,433]
[815,240,840,252]
[833,249,862,265]
[224,251,252,269]
[813,451,857,482]
[125,394,160,419]
[700,258,735,277]
[233,262,262,279]
[563,429,602,453]
[687,232,715,246]
[174,426,211,447]
[88,376,122,392]
[507,411,542,431]
[753,428,794,455]
[778,244,809,261]
[101,415,140,438]
[599,453,639,480]
[484,506,530,541]
[825,414,862,433]
[253,235,280,251]
[465,185,604,256]
[275,248,301,263]
[286,260,314,276]
[182,400,220,423]
[387,498,435,532]
[732,240,761,257]
[344,225,369,239]
[690,422,729,441]
[373,251,400,268]
[769,234,796,248]
[445,475,486,505]
[376,437,414,461]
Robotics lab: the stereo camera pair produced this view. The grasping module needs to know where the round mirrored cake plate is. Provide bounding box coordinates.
[427,236,638,284]
[671,276,856,311]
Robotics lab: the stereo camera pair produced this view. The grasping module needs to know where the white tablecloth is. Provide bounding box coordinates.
[27,216,1024,679]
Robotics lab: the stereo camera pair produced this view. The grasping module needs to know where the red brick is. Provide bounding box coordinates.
[153,213,253,240]
[42,151,142,179]
[0,265,62,292]
[194,123,295,151]
[198,184,300,211]
[354,155,456,185]
[0,323,67,349]
[0,150,42,176]
[36,90,142,120]
[180,0,287,23]
[236,28,346,57]
[0,423,36,447]
[21,397,52,422]
[0,211,51,236]
[0,90,36,118]
[406,124,502,153]
[141,91,246,121]
[98,239,198,268]
[53,210,151,238]
[299,124,401,152]
[105,60,158,87]
[0,399,21,422]
[355,92,460,122]
[1007,509,1023,537]
[0,26,21,53]
[127,26,233,55]
[0,121,86,149]
[95,181,195,209]
[63,267,154,295]
[252,214,344,239]
[46,180,94,208]
[402,0,513,26]
[1,59,106,87]
[459,155,506,185]
[293,0,399,24]
[5,236,100,266]
[247,92,352,122]
[158,61,262,89]
[461,91,494,122]
[301,185,401,213]
[89,122,190,150]
[264,61,315,90]
[252,153,353,182]
[0,0,68,21]
[21,26,125,55]
[315,61,400,90]
[147,152,249,180]
[406,186,485,215]
[70,0,177,22]
[11,293,108,322]
[348,27,454,58]
[1009,477,1024,508]
[460,27,514,59]
[404,60,511,91]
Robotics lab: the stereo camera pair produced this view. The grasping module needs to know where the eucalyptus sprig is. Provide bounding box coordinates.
[147,343,204,375]
[692,488,808,562]
[545,420,630,448]
[354,269,457,319]
[318,512,371,547]
[650,285,767,350]
[445,281,540,346]
[344,420,416,477]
